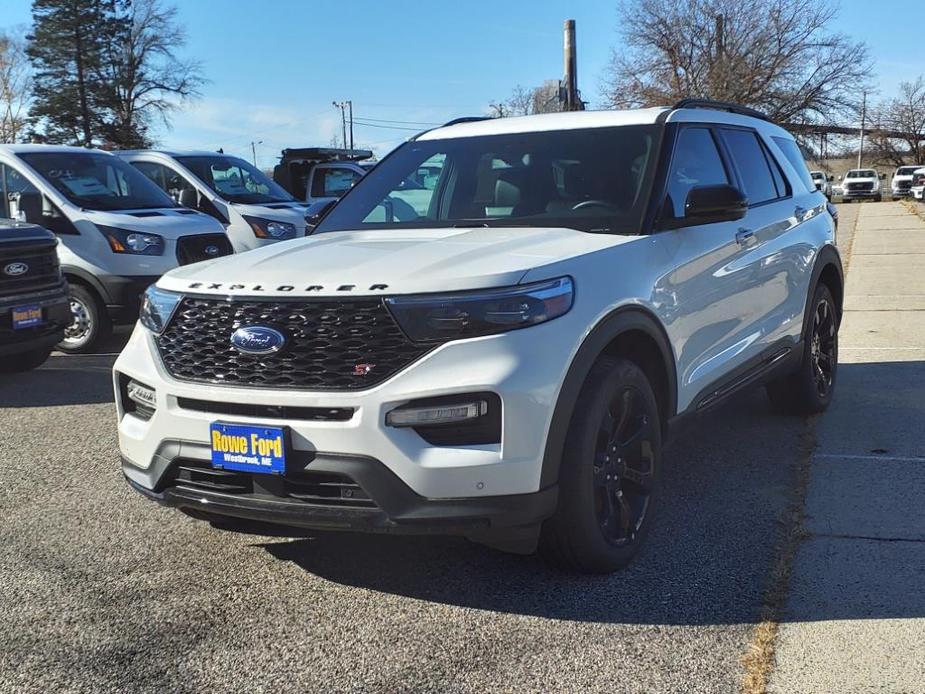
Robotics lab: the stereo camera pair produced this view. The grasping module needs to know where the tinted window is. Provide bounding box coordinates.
[772,136,815,193]
[665,127,729,219]
[720,129,779,205]
[131,161,195,202]
[311,167,362,198]
[316,125,659,235]
[176,155,294,204]
[17,151,177,211]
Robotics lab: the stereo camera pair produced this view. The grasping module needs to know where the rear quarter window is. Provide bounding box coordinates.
[772,136,816,194]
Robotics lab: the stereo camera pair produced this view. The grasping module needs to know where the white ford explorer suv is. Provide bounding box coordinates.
[114,100,843,573]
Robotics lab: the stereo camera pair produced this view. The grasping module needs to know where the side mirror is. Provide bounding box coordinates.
[828,175,834,182]
[304,199,336,233]
[838,175,843,181]
[676,184,747,227]
[880,173,886,180]
[178,188,198,209]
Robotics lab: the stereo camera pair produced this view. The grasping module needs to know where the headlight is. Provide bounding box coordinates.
[97,225,164,255]
[385,277,573,343]
[243,216,296,240]
[139,285,181,334]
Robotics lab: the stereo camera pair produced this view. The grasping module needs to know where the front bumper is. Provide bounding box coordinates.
[115,310,580,532]
[122,442,557,536]
[0,291,70,356]
[98,274,161,323]
[842,189,879,199]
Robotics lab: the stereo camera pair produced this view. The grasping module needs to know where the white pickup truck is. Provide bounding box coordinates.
[840,168,883,202]
[891,165,922,198]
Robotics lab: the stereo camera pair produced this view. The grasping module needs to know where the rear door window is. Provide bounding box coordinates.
[772,136,816,193]
[719,129,782,205]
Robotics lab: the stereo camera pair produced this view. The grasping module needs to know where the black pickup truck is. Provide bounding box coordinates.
[0,220,71,372]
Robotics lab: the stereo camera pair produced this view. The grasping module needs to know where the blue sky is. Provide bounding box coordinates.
[2,1,917,168]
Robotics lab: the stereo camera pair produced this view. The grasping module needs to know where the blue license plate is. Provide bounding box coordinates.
[210,422,287,474]
[12,305,43,330]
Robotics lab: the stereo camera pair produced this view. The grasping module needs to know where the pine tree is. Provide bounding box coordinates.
[26,0,120,146]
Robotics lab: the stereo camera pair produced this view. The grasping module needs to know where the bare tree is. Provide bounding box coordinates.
[0,29,32,143]
[491,81,563,118]
[867,78,925,167]
[603,0,872,124]
[96,0,205,147]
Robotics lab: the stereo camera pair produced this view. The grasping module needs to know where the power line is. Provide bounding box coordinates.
[352,116,443,126]
[352,120,425,132]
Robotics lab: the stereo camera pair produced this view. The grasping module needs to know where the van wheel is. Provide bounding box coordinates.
[0,348,53,373]
[58,284,111,354]
[539,357,661,573]
[767,284,838,415]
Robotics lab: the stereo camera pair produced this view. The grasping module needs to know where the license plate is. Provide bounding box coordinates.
[12,305,43,330]
[210,422,287,474]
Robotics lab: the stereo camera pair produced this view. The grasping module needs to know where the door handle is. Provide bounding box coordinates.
[735,228,755,245]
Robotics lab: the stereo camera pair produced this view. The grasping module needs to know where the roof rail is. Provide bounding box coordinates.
[672,99,770,122]
[409,115,491,141]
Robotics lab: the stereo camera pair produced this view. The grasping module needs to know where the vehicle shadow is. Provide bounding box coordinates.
[0,353,117,407]
[263,387,801,626]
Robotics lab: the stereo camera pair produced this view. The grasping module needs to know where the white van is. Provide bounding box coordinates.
[0,144,231,352]
[116,150,309,252]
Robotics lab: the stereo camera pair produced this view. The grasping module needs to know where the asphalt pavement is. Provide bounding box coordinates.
[0,204,884,694]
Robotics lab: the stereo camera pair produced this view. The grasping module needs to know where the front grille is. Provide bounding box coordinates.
[168,459,376,508]
[176,234,233,266]
[846,181,874,191]
[0,241,62,299]
[896,180,912,191]
[176,397,355,421]
[156,296,433,390]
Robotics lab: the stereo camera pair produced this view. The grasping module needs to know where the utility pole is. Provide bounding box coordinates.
[333,101,354,151]
[715,13,726,94]
[250,140,262,167]
[563,19,581,111]
[858,91,867,169]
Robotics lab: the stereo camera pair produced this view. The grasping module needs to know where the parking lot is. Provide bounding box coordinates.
[6,202,925,694]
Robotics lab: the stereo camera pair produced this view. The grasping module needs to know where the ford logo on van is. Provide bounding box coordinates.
[230,326,286,355]
[3,262,28,277]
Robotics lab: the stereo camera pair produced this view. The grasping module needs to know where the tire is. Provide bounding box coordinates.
[57,284,111,354]
[766,284,838,415]
[0,348,53,373]
[539,357,662,573]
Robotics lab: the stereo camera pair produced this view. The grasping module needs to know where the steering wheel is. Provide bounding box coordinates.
[571,199,619,211]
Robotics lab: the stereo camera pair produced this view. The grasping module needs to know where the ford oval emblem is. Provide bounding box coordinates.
[230,325,286,355]
[3,262,28,277]
[204,245,219,256]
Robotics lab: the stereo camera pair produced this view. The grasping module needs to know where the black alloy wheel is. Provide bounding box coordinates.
[540,357,662,573]
[592,385,656,547]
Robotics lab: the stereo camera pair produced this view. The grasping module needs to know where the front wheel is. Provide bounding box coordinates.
[57,284,111,354]
[540,357,662,573]
[767,284,838,415]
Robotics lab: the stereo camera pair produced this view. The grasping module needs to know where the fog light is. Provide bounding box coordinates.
[126,380,156,408]
[386,400,488,427]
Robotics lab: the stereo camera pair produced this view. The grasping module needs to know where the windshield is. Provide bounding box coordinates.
[315,125,660,235]
[811,172,824,180]
[17,151,177,211]
[176,155,294,204]
[847,170,876,178]
[897,167,919,176]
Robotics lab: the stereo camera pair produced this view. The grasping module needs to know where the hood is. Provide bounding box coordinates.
[158,226,636,297]
[230,202,309,226]
[83,207,225,238]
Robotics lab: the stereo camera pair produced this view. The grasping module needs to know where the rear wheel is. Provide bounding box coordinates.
[540,357,661,573]
[57,284,111,354]
[767,284,838,415]
[0,348,53,373]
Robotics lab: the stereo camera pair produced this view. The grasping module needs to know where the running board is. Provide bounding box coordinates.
[696,346,792,411]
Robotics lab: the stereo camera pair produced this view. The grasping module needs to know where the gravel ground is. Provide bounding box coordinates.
[0,206,860,693]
